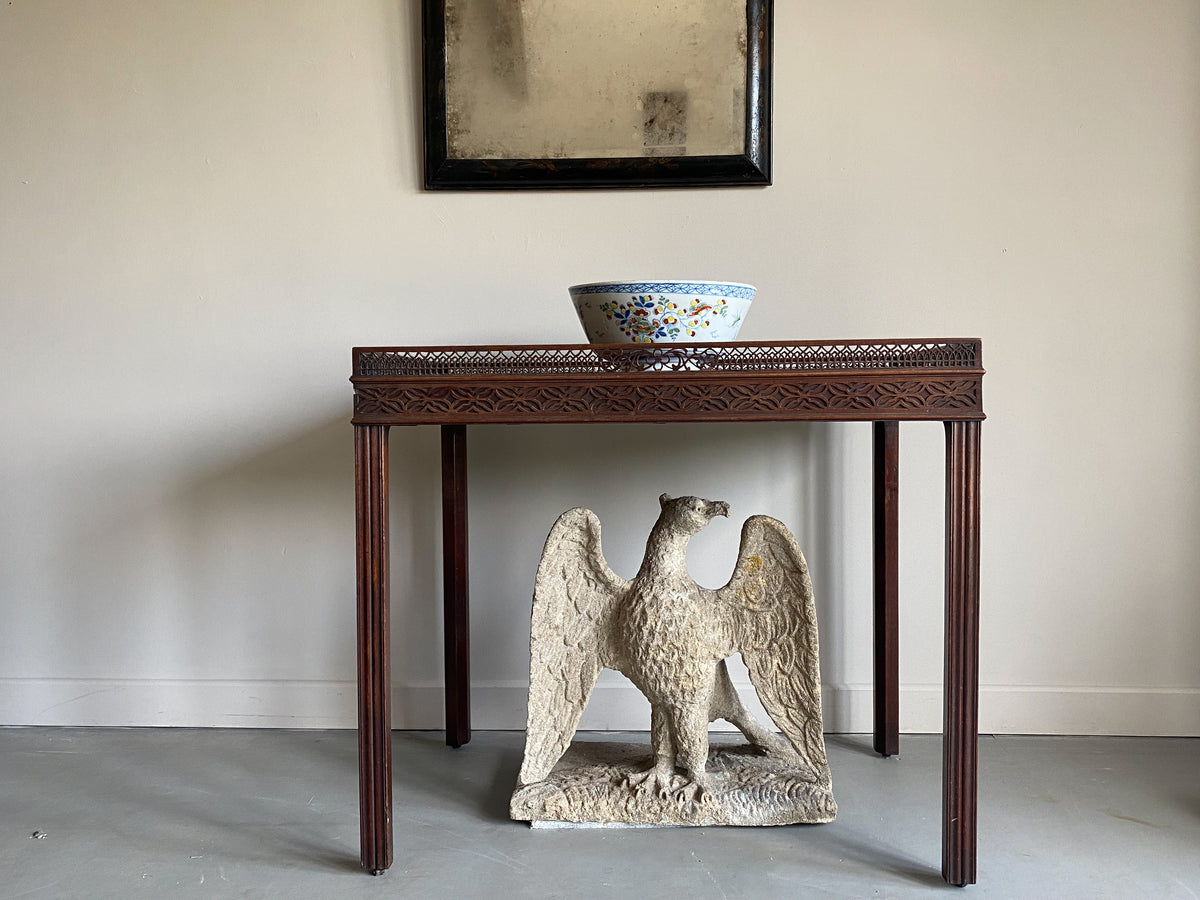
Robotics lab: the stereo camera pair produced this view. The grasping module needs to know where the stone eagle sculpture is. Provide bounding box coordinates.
[514,494,833,824]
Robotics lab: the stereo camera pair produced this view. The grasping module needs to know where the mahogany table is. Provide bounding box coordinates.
[351,340,984,886]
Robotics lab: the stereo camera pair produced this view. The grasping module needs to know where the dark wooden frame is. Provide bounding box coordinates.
[422,0,773,190]
[352,339,984,885]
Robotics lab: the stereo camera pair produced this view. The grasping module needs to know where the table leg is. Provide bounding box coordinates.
[942,420,981,886]
[441,424,471,748]
[355,424,392,875]
[872,421,900,757]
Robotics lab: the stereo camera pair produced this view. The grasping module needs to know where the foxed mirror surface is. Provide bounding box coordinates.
[443,0,750,160]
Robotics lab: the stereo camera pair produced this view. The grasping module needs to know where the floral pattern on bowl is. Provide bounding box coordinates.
[569,281,755,344]
[599,295,741,341]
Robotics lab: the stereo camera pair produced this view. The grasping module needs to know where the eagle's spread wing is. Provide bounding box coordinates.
[518,507,629,785]
[715,515,830,786]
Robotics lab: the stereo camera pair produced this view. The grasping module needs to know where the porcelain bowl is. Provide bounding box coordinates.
[569,280,755,343]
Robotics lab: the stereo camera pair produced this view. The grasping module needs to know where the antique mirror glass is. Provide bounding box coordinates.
[423,0,772,189]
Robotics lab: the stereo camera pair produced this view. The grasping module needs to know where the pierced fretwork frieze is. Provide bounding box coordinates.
[353,378,983,423]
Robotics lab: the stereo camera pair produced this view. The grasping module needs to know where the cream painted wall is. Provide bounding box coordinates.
[1,1,1197,735]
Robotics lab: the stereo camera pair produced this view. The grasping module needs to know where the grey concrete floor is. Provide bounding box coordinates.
[1,729,1197,899]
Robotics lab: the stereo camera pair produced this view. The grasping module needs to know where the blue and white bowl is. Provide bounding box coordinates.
[569,280,756,344]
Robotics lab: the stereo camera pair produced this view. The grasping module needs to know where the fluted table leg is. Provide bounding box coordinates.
[355,424,392,875]
[942,420,981,886]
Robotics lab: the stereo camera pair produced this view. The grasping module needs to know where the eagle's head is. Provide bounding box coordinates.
[658,493,731,536]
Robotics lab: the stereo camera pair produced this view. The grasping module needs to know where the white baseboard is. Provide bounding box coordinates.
[2,678,1198,736]
[0,678,356,729]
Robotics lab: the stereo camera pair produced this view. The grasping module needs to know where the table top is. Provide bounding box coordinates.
[351,339,984,425]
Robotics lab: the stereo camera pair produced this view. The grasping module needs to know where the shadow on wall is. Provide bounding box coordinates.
[28,414,864,729]
[38,413,417,722]
[457,420,865,728]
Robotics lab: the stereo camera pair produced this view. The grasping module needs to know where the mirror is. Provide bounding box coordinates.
[423,0,772,189]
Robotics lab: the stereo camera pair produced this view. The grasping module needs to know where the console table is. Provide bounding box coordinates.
[351,340,984,886]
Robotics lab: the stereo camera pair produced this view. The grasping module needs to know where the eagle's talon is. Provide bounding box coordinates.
[672,777,712,808]
[624,767,681,802]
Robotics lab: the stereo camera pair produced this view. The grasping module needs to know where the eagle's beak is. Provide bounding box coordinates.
[710,501,731,518]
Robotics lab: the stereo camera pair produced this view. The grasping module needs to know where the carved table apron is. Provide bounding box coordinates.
[350,340,984,886]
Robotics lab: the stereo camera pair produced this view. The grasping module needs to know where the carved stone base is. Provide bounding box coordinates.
[511,741,836,827]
